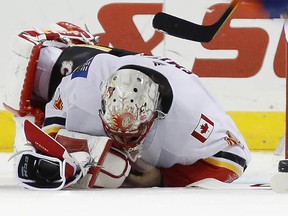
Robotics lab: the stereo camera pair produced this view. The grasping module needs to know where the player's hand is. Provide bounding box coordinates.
[123,159,162,187]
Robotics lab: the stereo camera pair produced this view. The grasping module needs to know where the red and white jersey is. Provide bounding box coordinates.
[44,52,251,170]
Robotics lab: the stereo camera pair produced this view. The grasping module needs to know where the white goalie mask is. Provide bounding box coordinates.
[99,68,160,159]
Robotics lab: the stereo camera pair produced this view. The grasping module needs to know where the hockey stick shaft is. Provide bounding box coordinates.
[152,0,240,42]
[187,178,270,190]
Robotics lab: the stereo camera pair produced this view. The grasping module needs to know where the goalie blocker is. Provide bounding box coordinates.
[14,120,131,190]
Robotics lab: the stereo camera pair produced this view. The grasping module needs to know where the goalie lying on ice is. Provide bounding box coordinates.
[5,21,251,190]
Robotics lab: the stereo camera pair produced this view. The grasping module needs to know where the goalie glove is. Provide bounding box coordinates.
[55,128,113,186]
[13,120,112,190]
[14,149,81,190]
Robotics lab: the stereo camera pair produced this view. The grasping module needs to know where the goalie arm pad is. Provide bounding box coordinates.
[55,130,131,189]
[55,130,131,188]
[74,147,131,189]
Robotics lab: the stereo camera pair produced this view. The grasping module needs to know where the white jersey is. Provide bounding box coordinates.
[44,52,251,168]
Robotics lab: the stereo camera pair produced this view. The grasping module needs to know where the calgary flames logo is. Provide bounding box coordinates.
[107,86,115,98]
[112,112,134,130]
[53,95,63,110]
[225,130,240,146]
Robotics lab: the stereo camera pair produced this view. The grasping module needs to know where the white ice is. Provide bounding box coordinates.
[1,151,288,216]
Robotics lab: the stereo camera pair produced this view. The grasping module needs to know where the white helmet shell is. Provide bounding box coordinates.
[99,68,159,151]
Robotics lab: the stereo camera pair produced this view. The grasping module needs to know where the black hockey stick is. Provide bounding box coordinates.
[152,0,240,42]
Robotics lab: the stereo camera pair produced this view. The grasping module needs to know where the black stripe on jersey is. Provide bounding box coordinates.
[213,151,247,170]
[43,117,66,127]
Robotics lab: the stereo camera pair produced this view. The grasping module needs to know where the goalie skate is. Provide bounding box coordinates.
[271,172,288,193]
[271,160,288,193]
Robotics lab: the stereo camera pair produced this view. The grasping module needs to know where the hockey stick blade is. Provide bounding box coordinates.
[152,0,239,42]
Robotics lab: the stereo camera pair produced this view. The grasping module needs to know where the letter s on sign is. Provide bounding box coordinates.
[96,3,163,55]
[193,2,286,78]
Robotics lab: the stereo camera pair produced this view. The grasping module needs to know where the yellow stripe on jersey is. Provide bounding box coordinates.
[203,157,243,177]
[43,126,62,135]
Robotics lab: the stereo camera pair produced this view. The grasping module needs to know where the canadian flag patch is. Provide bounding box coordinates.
[191,114,214,143]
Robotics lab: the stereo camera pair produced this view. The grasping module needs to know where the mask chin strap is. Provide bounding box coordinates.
[156,110,167,120]
[125,144,143,162]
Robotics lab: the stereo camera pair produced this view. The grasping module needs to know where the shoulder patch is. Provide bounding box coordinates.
[53,95,63,110]
[191,114,214,143]
[71,57,94,79]
[225,130,241,146]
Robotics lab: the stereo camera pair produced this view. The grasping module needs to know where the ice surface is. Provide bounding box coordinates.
[1,151,288,216]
